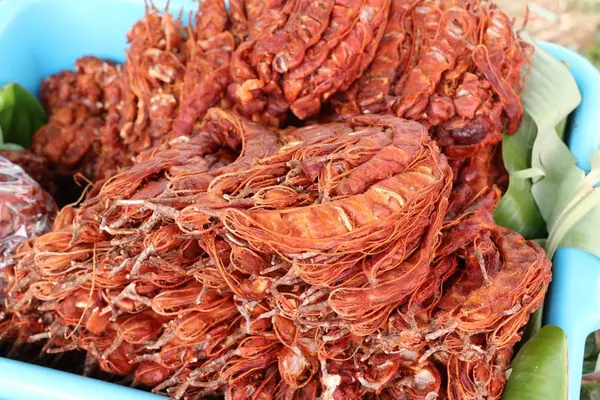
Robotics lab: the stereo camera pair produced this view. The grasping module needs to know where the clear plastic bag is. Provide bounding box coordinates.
[0,156,57,269]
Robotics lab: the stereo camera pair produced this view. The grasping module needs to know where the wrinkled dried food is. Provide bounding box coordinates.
[228,0,393,124]
[4,110,550,399]
[336,0,530,161]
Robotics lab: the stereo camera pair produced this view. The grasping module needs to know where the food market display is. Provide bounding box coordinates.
[0,0,563,399]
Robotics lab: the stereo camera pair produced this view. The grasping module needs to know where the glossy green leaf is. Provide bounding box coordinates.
[503,326,567,400]
[0,83,47,148]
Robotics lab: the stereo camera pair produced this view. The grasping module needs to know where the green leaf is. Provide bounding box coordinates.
[522,45,581,135]
[495,115,546,239]
[503,326,568,400]
[508,43,600,260]
[0,83,47,148]
[582,382,600,400]
[530,144,600,259]
[494,41,600,262]
[545,178,600,259]
[494,42,580,239]
[0,142,25,151]
[555,117,568,141]
[585,361,597,375]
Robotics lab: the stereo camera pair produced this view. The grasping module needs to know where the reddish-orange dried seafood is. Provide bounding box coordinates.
[6,0,527,213]
[228,0,393,125]
[336,0,531,161]
[35,56,125,179]
[4,110,550,399]
[7,2,239,189]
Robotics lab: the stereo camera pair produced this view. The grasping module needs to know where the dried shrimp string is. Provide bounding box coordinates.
[3,110,551,399]
[2,0,242,191]
[4,0,531,213]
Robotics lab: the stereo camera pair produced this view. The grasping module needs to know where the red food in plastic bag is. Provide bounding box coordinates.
[0,156,56,267]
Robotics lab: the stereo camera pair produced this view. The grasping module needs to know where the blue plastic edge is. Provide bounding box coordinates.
[0,358,162,400]
[541,42,600,400]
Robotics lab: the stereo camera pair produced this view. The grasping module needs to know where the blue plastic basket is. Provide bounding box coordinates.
[542,42,600,400]
[1,1,600,399]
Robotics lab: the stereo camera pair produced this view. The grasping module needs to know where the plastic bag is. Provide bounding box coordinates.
[0,156,56,269]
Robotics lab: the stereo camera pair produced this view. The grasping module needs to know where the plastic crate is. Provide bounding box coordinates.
[1,1,600,400]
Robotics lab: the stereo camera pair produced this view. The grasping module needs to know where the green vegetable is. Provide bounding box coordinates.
[503,325,568,400]
[0,82,47,150]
